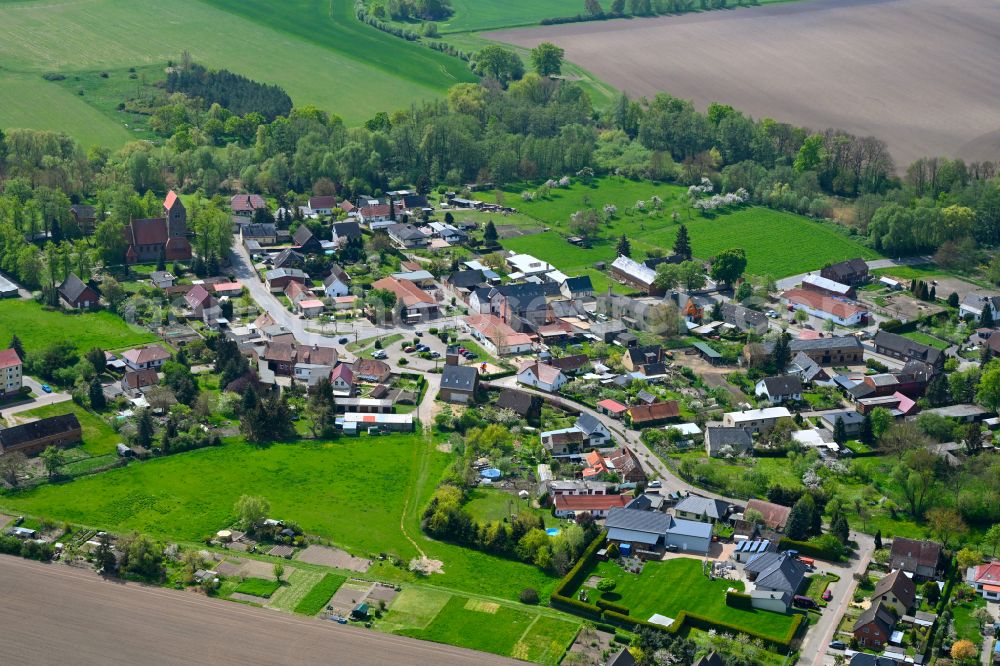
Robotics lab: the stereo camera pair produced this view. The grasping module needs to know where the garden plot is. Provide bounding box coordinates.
[326,580,376,615]
[296,544,371,572]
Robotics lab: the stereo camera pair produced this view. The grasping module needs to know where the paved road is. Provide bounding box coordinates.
[0,557,517,666]
[0,377,72,424]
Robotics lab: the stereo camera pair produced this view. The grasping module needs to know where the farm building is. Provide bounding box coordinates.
[0,413,82,456]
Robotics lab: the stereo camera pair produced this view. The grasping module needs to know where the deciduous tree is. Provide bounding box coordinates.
[530,42,565,77]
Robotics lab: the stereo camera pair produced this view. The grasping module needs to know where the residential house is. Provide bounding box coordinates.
[782,288,867,326]
[873,330,945,372]
[121,368,159,395]
[307,195,336,216]
[212,281,243,298]
[292,225,323,254]
[427,221,467,245]
[607,648,637,666]
[755,375,804,405]
[541,428,586,457]
[284,280,311,306]
[575,413,612,447]
[819,410,864,438]
[445,269,487,295]
[257,343,338,383]
[323,265,351,298]
[821,258,869,285]
[149,271,175,289]
[496,388,541,421]
[966,562,1000,601]
[516,361,568,393]
[745,551,808,595]
[622,346,667,373]
[674,495,731,523]
[461,314,533,356]
[353,358,392,384]
[597,399,629,419]
[0,348,23,397]
[744,499,792,532]
[272,248,305,270]
[58,273,99,309]
[122,345,170,371]
[848,655,904,666]
[789,351,832,385]
[692,652,725,666]
[371,276,439,323]
[506,253,553,277]
[265,268,308,293]
[331,221,362,247]
[790,337,864,366]
[122,191,191,263]
[553,493,630,519]
[546,479,614,497]
[705,426,754,458]
[241,223,278,247]
[332,295,359,311]
[627,402,680,428]
[357,203,396,229]
[230,194,267,217]
[871,569,916,616]
[722,407,792,434]
[391,270,436,288]
[488,283,548,333]
[720,303,768,334]
[802,274,855,299]
[438,364,479,404]
[959,292,1000,323]
[467,287,493,315]
[329,364,354,395]
[184,285,222,323]
[297,299,324,318]
[335,398,393,414]
[560,275,594,300]
[585,447,646,484]
[610,255,661,295]
[387,223,429,249]
[0,413,82,456]
[69,204,97,232]
[853,600,897,649]
[604,508,712,555]
[889,538,944,580]
[732,538,777,563]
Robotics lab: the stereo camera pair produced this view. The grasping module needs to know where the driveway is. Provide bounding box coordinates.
[1,377,72,423]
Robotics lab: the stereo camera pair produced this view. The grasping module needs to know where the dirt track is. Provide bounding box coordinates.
[488,0,1000,166]
[0,557,516,666]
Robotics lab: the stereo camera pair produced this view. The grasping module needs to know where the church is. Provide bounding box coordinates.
[123,191,192,264]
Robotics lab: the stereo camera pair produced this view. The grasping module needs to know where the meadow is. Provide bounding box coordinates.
[383,588,580,664]
[0,300,156,354]
[0,0,473,139]
[438,0,584,34]
[492,177,879,280]
[575,558,798,642]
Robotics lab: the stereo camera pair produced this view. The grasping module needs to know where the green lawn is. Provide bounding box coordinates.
[492,177,879,279]
[581,558,798,642]
[264,569,324,611]
[901,331,950,350]
[0,0,474,138]
[293,573,348,616]
[951,594,987,646]
[234,577,281,598]
[0,300,156,353]
[16,402,119,456]
[464,488,559,528]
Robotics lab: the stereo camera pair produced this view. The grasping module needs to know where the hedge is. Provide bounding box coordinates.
[552,530,607,598]
[779,536,847,562]
[596,598,630,615]
[551,594,602,620]
[725,589,753,611]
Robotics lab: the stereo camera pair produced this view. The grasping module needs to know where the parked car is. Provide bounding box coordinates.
[372,350,388,359]
[416,344,430,352]
[823,589,833,601]
[649,480,662,488]
[404,346,417,353]
[338,337,349,344]
[430,351,440,358]
[415,331,423,337]
[829,640,846,650]
[41,384,52,393]
[792,595,816,609]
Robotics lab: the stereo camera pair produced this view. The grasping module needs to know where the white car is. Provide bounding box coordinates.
[371,350,388,359]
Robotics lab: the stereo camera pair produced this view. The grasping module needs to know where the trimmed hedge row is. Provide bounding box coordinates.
[725,589,753,610]
[553,530,607,598]
[778,536,847,562]
[596,598,630,615]
[551,594,602,619]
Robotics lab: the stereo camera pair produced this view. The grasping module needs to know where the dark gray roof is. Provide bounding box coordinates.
[849,654,905,666]
[693,652,726,666]
[58,273,94,303]
[821,410,864,426]
[853,599,897,633]
[745,552,808,594]
[674,495,731,521]
[272,248,304,269]
[574,412,606,436]
[292,225,314,246]
[243,223,276,237]
[440,364,478,392]
[760,374,803,396]
[0,413,81,452]
[496,388,537,416]
[873,330,943,366]
[605,507,673,535]
[494,283,545,302]
[705,427,753,453]
[563,275,593,293]
[324,264,350,286]
[720,303,767,330]
[761,336,864,355]
[607,647,636,666]
[387,223,426,241]
[447,269,485,289]
[331,221,361,240]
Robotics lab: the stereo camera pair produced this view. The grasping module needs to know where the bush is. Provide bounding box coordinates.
[519,587,539,604]
[596,578,617,592]
[42,72,66,81]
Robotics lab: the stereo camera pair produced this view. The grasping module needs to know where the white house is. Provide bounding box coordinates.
[461,314,533,356]
[516,361,568,393]
[122,345,171,371]
[323,265,351,298]
[575,413,612,447]
[721,407,791,434]
[754,375,804,405]
[293,363,335,387]
[960,293,1000,323]
[507,253,553,277]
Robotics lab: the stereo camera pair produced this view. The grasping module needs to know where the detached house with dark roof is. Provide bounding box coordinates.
[853,600,897,649]
[292,225,323,254]
[575,413,612,447]
[560,275,594,299]
[871,569,916,616]
[873,330,944,372]
[754,375,803,405]
[705,426,753,457]
[821,258,869,285]
[674,495,732,523]
[496,388,541,422]
[744,551,808,596]
[438,364,479,404]
[889,538,944,580]
[58,273,99,309]
[331,221,361,247]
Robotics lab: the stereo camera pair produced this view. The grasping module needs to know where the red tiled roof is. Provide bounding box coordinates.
[125,218,168,246]
[0,348,22,370]
[213,281,242,293]
[972,562,1000,585]
[783,288,867,319]
[122,345,170,365]
[309,195,336,209]
[628,401,680,424]
[597,399,628,414]
[164,190,180,211]
[745,499,791,530]
[554,493,629,512]
[123,368,159,390]
[230,194,266,212]
[371,277,435,307]
[185,285,211,309]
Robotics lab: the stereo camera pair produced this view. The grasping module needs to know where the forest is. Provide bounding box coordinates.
[166,61,293,121]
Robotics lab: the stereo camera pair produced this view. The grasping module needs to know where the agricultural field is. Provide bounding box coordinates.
[292,573,348,616]
[0,0,473,141]
[382,587,580,664]
[489,0,1000,166]
[491,176,878,280]
[0,301,156,354]
[574,558,799,643]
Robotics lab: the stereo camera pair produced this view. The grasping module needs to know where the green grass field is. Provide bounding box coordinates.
[293,573,348,615]
[264,569,325,611]
[493,177,879,279]
[386,589,579,663]
[0,300,156,353]
[234,577,281,598]
[438,0,584,33]
[0,0,474,140]
[464,488,559,528]
[580,558,797,642]
[901,331,950,350]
